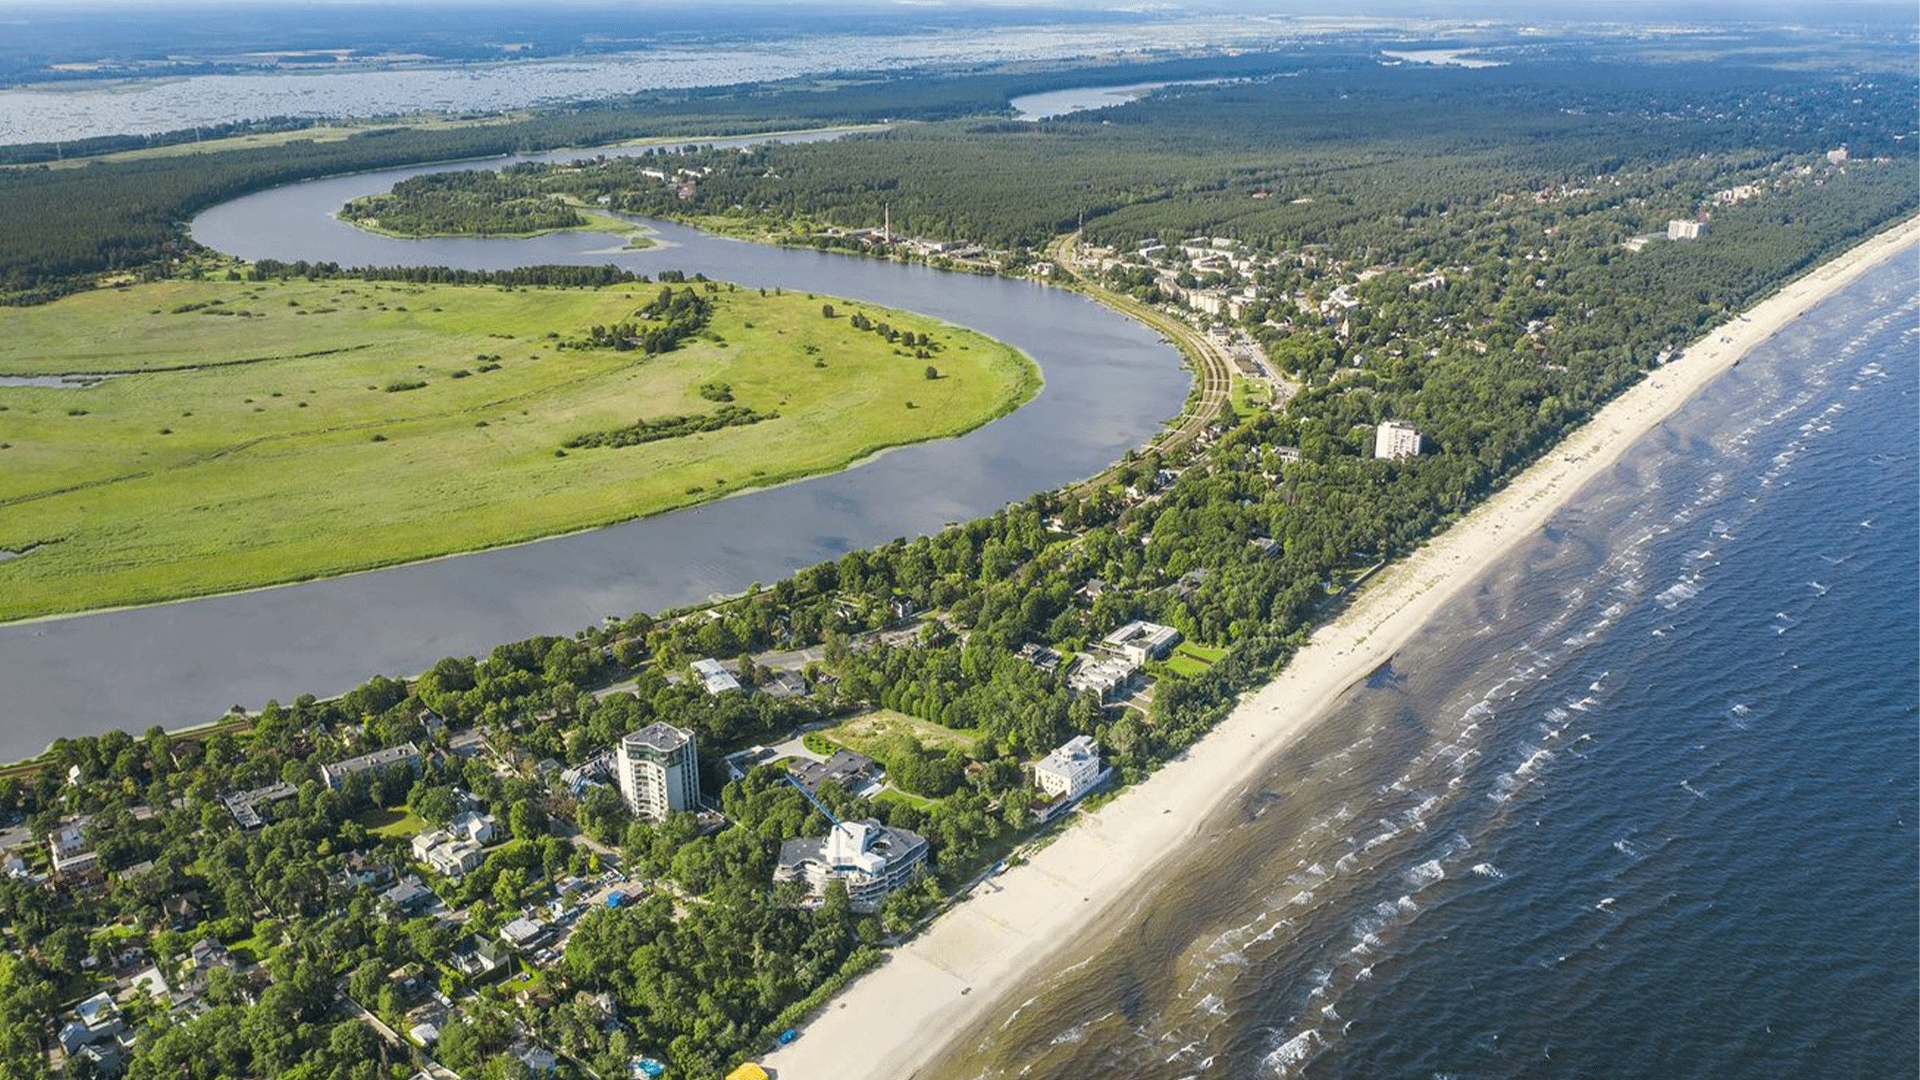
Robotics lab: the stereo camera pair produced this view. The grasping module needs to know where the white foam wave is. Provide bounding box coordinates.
[1262,1029,1322,1075]
[1405,859,1445,890]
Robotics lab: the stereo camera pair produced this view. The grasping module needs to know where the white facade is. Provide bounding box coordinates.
[1102,620,1183,665]
[426,838,485,878]
[1374,419,1424,460]
[1034,736,1105,801]
[48,821,99,880]
[1067,653,1139,703]
[1666,219,1705,241]
[617,723,699,822]
[690,658,741,695]
[1826,147,1848,164]
[774,819,929,911]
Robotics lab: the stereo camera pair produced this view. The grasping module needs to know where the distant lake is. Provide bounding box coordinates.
[1009,81,1218,121]
[1380,48,1504,69]
[0,17,1294,145]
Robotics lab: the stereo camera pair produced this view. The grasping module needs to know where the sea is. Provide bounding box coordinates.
[932,250,1919,1080]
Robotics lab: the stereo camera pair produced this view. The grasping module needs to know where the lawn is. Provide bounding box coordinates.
[0,278,1037,620]
[358,807,429,841]
[1159,643,1227,679]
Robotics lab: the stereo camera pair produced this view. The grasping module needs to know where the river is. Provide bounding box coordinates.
[927,253,1919,1079]
[0,136,1188,760]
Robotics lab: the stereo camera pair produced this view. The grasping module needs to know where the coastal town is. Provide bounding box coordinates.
[0,16,1913,1080]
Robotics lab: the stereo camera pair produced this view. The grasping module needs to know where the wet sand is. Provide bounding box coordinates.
[759,215,1920,1079]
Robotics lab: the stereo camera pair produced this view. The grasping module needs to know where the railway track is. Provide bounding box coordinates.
[1048,233,1235,492]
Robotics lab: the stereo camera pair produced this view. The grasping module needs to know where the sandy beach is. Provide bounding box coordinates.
[760,216,1920,1080]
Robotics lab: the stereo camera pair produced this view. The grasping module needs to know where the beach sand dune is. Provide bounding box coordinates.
[761,216,1920,1080]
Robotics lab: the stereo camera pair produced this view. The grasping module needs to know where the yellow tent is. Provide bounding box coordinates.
[725,1066,771,1080]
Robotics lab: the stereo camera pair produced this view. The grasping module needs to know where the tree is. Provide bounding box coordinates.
[820,303,835,318]
[924,365,940,380]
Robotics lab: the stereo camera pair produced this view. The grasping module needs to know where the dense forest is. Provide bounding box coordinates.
[1,43,1915,1080]
[0,52,1305,303]
[540,60,1914,250]
[339,168,587,237]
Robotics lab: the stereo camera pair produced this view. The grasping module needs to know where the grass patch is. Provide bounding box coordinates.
[358,806,428,840]
[1158,643,1228,679]
[0,278,1037,621]
[820,708,983,759]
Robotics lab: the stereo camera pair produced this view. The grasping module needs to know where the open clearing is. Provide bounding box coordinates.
[0,277,1036,621]
[821,708,984,758]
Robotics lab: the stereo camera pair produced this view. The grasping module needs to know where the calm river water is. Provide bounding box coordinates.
[0,138,1187,758]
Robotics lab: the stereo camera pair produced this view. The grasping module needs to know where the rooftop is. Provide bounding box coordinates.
[623,723,693,755]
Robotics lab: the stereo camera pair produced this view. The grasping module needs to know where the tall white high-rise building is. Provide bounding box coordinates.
[1374,419,1424,460]
[616,723,699,821]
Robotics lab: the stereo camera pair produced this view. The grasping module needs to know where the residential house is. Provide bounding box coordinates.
[49,820,102,885]
[320,743,422,790]
[690,658,741,695]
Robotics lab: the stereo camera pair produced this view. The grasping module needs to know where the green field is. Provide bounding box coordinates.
[1159,643,1227,679]
[820,708,984,759]
[0,278,1037,621]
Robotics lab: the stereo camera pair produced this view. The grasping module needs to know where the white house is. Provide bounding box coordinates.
[1067,653,1139,703]
[690,658,741,695]
[448,810,497,845]
[426,838,485,879]
[1033,736,1107,802]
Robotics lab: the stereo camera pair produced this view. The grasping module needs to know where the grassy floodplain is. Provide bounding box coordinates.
[0,277,1037,621]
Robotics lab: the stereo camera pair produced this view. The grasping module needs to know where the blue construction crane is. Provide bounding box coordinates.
[783,773,843,829]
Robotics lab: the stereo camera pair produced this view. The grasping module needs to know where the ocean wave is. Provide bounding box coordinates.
[1405,859,1446,890]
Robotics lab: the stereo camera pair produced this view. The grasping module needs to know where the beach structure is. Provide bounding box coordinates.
[1667,219,1706,241]
[690,658,742,695]
[616,723,700,821]
[1033,735,1109,804]
[1101,620,1183,665]
[320,742,422,790]
[1374,419,1424,460]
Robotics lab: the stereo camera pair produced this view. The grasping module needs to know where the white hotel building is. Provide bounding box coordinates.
[1374,419,1424,460]
[617,723,700,821]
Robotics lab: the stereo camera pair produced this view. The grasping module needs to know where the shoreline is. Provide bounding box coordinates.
[759,216,1920,1079]
[0,288,1041,633]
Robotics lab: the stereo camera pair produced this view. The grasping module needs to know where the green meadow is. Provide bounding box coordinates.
[0,277,1037,621]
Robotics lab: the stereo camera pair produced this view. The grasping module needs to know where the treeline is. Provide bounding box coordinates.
[562,405,774,450]
[339,166,586,237]
[0,51,1313,302]
[249,259,644,287]
[0,115,327,166]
